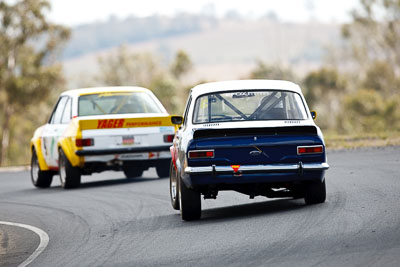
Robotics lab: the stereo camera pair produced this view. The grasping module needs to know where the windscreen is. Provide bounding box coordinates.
[78,92,163,116]
[193,90,308,124]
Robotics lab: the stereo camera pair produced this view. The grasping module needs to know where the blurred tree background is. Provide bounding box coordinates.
[0,0,70,166]
[250,0,400,134]
[95,46,192,113]
[0,0,399,166]
[337,0,400,133]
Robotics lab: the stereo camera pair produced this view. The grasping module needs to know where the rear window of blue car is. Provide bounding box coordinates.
[193,90,308,124]
[78,92,162,116]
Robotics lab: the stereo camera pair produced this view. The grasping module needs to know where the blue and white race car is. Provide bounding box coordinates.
[169,80,329,220]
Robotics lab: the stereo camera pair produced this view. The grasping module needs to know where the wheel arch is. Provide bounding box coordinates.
[58,137,84,168]
[31,138,50,171]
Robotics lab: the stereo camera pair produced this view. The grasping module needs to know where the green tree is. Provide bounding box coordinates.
[249,61,296,81]
[303,68,346,130]
[303,68,346,107]
[96,47,194,114]
[149,74,179,113]
[342,0,400,95]
[97,46,157,87]
[336,0,400,133]
[339,89,400,133]
[0,0,70,165]
[362,60,400,93]
[170,50,193,80]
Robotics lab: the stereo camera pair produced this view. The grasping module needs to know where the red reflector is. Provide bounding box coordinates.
[188,150,214,158]
[297,145,323,154]
[76,138,94,147]
[163,134,174,143]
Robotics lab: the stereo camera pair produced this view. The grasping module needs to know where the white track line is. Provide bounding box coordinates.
[0,221,49,267]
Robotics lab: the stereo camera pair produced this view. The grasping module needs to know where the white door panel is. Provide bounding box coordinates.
[41,124,68,167]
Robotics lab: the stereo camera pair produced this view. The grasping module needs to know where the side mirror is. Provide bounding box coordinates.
[171,115,183,125]
[310,110,317,120]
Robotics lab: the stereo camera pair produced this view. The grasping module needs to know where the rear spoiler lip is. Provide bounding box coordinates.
[194,142,324,149]
[193,126,318,139]
[75,145,171,156]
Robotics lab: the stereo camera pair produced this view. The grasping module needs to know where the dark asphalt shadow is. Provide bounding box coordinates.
[131,198,309,231]
[200,198,307,222]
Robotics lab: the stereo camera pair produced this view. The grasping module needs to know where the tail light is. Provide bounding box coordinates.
[163,134,174,143]
[297,145,323,155]
[188,150,214,159]
[76,138,94,147]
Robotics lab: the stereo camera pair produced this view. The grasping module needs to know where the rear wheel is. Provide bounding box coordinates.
[179,177,201,221]
[169,162,179,210]
[31,150,53,188]
[156,160,171,178]
[304,180,326,205]
[123,167,143,178]
[59,149,81,189]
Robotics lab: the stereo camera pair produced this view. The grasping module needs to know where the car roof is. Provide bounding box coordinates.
[60,86,152,97]
[190,80,302,97]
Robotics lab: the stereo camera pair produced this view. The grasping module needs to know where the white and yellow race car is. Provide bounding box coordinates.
[30,86,182,188]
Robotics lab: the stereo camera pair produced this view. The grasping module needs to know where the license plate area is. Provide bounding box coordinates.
[122,135,134,145]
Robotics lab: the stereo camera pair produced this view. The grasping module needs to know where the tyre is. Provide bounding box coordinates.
[304,180,326,205]
[156,160,170,178]
[31,149,53,188]
[123,167,143,178]
[59,149,81,189]
[179,176,201,221]
[169,161,179,210]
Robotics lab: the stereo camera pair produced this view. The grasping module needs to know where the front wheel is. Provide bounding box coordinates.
[59,149,81,189]
[304,180,326,205]
[31,149,53,188]
[179,177,201,221]
[169,162,179,210]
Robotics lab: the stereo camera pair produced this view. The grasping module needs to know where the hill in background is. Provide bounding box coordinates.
[62,14,341,87]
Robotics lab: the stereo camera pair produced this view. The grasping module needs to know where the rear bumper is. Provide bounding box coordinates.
[75,145,171,156]
[185,162,329,174]
[183,162,329,187]
[81,158,171,175]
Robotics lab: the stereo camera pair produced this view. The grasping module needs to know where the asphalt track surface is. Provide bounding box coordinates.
[0,146,399,267]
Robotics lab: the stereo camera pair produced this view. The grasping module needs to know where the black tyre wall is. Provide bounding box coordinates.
[31,150,53,188]
[179,177,201,221]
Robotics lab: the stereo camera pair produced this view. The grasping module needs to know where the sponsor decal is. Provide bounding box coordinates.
[81,117,172,130]
[159,126,174,133]
[97,119,125,129]
[119,154,144,159]
[126,121,162,127]
[203,123,220,127]
[50,137,55,157]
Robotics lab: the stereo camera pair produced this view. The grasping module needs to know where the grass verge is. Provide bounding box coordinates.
[324,132,400,150]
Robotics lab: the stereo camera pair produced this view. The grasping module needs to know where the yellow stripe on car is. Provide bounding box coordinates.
[79,116,175,130]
